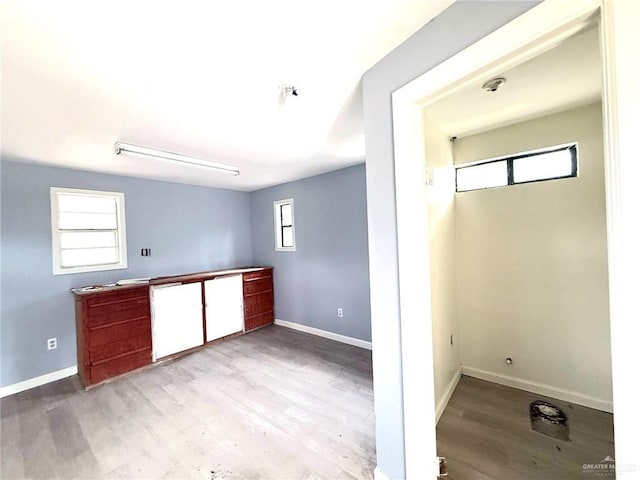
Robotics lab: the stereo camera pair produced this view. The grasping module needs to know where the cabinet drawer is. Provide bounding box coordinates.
[89,348,151,384]
[245,303,273,319]
[88,333,152,364]
[245,311,274,331]
[244,290,273,306]
[88,316,151,347]
[244,291,273,316]
[243,270,272,281]
[86,287,148,307]
[243,277,272,295]
[87,302,150,328]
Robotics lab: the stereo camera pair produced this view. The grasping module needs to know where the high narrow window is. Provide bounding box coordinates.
[274,198,295,251]
[456,144,578,192]
[456,160,508,191]
[50,187,128,274]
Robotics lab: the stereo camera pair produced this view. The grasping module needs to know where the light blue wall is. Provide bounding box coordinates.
[250,164,371,342]
[1,159,253,387]
[362,1,541,477]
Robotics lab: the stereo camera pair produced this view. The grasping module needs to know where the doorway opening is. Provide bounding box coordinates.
[388,0,637,478]
[420,20,614,479]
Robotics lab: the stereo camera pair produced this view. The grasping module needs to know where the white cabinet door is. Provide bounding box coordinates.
[151,282,203,360]
[205,275,244,342]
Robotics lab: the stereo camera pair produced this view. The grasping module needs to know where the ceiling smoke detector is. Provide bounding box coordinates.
[482,77,506,92]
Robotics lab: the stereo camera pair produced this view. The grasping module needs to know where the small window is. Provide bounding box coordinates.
[456,160,508,191]
[50,187,127,275]
[512,148,575,183]
[456,144,577,192]
[274,198,295,251]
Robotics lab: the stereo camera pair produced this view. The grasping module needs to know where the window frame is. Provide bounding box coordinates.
[455,144,578,192]
[273,198,296,252]
[50,187,128,275]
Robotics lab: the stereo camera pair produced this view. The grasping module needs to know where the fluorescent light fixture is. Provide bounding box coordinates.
[114,142,240,176]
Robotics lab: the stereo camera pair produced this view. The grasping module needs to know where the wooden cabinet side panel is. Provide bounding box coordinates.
[74,298,89,386]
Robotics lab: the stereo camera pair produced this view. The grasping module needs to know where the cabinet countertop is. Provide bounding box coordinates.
[71,266,273,297]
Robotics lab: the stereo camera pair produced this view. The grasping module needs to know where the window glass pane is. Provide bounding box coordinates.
[282,226,294,248]
[58,212,118,230]
[58,194,116,214]
[457,161,508,192]
[59,231,117,249]
[280,203,292,225]
[513,149,573,183]
[60,247,118,268]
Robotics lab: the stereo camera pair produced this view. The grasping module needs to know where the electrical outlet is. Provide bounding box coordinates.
[47,338,57,350]
[141,248,152,256]
[337,308,343,318]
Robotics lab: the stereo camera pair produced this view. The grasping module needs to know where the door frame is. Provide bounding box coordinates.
[391,0,639,477]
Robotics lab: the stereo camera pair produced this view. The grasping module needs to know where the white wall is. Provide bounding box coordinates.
[453,102,613,410]
[423,114,461,418]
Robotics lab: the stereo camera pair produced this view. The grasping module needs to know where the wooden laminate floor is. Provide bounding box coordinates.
[437,375,616,480]
[1,326,376,480]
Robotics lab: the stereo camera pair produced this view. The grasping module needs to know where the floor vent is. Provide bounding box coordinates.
[530,400,570,441]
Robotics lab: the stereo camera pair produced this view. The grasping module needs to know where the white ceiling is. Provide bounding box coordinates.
[425,25,602,138]
[1,0,453,191]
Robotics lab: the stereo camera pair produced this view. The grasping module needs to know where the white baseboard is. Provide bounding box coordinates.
[436,365,462,423]
[0,366,78,398]
[373,466,392,480]
[274,319,372,350]
[462,366,613,413]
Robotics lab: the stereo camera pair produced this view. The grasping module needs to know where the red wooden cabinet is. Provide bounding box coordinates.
[74,285,152,386]
[72,267,274,387]
[243,268,274,331]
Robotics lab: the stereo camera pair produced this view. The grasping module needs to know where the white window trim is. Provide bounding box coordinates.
[50,187,128,275]
[273,198,296,252]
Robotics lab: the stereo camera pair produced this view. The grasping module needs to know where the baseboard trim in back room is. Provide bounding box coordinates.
[274,319,372,350]
[462,366,613,413]
[436,366,463,423]
[0,365,78,398]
